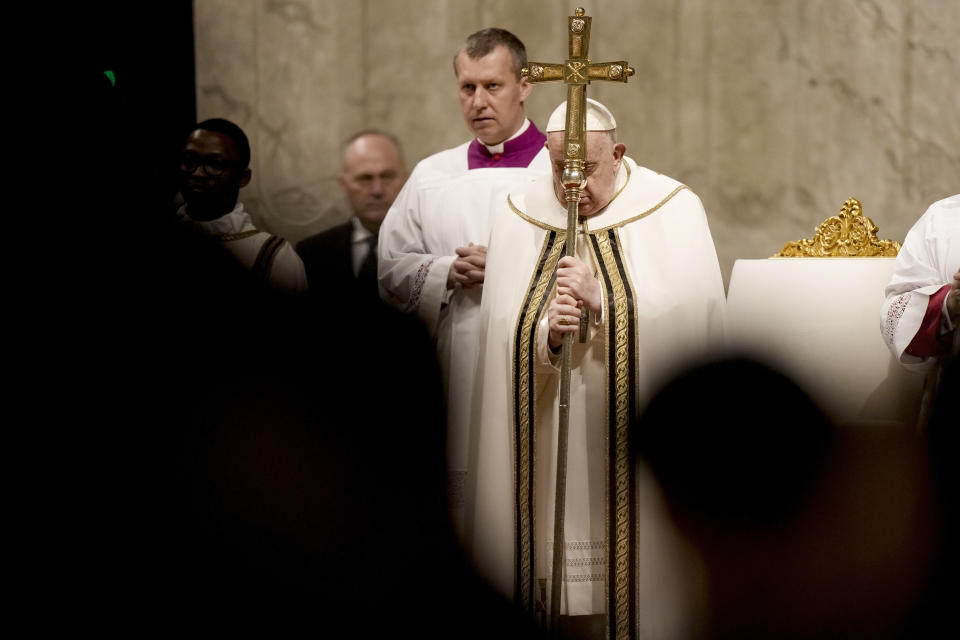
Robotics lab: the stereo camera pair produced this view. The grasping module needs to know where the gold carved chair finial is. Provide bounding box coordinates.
[774,197,901,257]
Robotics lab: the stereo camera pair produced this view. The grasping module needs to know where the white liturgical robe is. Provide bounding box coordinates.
[466,158,726,631]
[177,202,307,293]
[881,194,960,372]
[378,137,550,532]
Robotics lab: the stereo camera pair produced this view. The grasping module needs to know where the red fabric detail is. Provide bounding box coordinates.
[905,285,951,358]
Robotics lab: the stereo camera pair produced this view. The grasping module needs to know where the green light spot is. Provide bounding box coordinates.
[104,70,116,87]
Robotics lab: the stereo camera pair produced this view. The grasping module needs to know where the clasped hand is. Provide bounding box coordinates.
[547,256,602,349]
[447,243,487,289]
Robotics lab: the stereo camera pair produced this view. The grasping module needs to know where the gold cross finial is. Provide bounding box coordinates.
[521,8,635,194]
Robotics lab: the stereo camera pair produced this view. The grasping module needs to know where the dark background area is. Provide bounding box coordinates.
[80,0,196,215]
[23,5,544,635]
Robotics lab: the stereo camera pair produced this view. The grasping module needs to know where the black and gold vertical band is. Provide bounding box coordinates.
[252,234,284,284]
[590,228,638,640]
[511,227,639,635]
[513,230,567,613]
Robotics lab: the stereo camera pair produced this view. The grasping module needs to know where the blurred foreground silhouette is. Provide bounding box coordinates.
[634,357,952,639]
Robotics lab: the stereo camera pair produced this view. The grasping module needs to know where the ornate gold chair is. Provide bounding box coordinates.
[726,198,922,427]
[774,198,901,258]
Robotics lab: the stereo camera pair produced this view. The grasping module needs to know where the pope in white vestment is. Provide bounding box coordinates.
[467,100,726,637]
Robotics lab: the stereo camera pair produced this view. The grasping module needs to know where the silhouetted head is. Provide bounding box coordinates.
[634,357,834,530]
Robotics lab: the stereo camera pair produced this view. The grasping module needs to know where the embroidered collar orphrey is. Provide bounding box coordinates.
[508,160,689,233]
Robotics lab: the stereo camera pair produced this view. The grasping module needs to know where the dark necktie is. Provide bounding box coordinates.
[358,234,378,295]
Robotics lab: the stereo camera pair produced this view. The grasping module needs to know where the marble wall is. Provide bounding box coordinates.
[194,0,959,287]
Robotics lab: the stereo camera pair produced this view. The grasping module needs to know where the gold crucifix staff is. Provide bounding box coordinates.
[521,6,634,633]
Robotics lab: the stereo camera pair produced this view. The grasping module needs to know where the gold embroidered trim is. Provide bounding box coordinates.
[611,228,639,640]
[588,184,689,234]
[508,195,563,231]
[507,162,634,231]
[513,231,567,612]
[592,229,634,637]
[218,229,260,242]
[609,229,642,415]
[585,234,615,629]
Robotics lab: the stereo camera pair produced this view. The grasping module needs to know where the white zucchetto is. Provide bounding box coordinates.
[545,98,617,133]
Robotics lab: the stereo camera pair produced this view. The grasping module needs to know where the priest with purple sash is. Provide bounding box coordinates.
[378,28,549,538]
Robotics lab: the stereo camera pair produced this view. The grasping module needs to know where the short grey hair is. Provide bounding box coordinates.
[453,28,527,79]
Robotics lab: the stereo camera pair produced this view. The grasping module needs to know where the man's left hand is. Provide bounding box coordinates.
[556,256,602,314]
[547,294,584,349]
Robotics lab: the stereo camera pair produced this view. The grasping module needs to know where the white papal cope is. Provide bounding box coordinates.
[466,157,726,627]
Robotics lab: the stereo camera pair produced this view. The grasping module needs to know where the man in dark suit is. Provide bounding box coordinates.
[297,130,406,302]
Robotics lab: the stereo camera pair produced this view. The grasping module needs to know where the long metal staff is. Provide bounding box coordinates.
[521,7,633,632]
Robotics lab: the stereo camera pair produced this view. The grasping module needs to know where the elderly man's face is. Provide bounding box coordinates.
[547,131,626,218]
[455,45,532,146]
[339,134,406,233]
